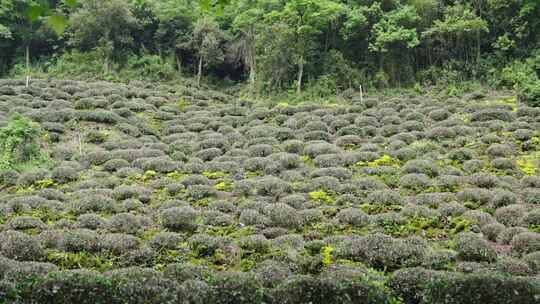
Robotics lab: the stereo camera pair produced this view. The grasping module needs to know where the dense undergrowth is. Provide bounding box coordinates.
[0,78,539,303]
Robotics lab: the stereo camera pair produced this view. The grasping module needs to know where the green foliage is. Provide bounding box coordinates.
[517,154,539,176]
[449,217,471,235]
[0,23,11,38]
[491,53,540,107]
[47,50,107,78]
[214,181,232,192]
[190,16,225,85]
[369,5,420,53]
[309,190,334,205]
[498,60,536,88]
[68,0,139,70]
[321,245,334,267]
[46,250,115,272]
[0,114,45,170]
[355,154,401,168]
[124,54,176,81]
[518,79,540,107]
[45,51,178,82]
[0,0,540,97]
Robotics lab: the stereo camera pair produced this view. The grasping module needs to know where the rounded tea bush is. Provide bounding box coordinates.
[303,142,341,158]
[335,208,369,227]
[106,267,181,304]
[490,189,517,208]
[497,227,529,245]
[161,206,199,231]
[367,190,404,206]
[438,202,466,217]
[238,234,271,254]
[399,173,431,191]
[453,232,497,263]
[7,216,47,231]
[255,176,292,198]
[389,267,436,304]
[52,229,101,253]
[511,232,540,255]
[422,249,457,270]
[254,260,291,288]
[495,257,533,276]
[401,159,439,177]
[481,223,506,242]
[103,159,131,172]
[356,233,427,270]
[51,166,79,183]
[494,205,527,227]
[486,144,514,158]
[522,188,540,205]
[423,271,539,304]
[100,233,141,255]
[491,158,516,170]
[0,230,45,261]
[263,203,302,229]
[239,209,269,226]
[76,214,105,230]
[106,213,149,235]
[522,209,540,227]
[523,252,540,273]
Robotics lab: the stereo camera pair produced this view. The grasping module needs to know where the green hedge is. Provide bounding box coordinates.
[268,275,393,304]
[1,271,118,304]
[424,272,540,304]
[0,268,538,304]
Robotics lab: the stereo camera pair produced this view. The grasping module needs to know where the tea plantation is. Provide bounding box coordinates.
[0,79,538,304]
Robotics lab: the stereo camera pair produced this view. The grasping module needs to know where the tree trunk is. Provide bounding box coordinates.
[104,55,109,74]
[297,57,303,95]
[249,63,256,95]
[248,28,257,96]
[25,44,30,87]
[197,56,203,87]
[176,53,182,76]
[476,30,481,79]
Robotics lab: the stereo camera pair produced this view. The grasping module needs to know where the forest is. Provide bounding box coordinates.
[0,0,539,103]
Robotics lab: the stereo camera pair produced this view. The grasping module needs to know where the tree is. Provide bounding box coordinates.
[0,114,43,170]
[264,0,343,94]
[189,17,225,86]
[257,21,294,93]
[0,24,10,38]
[0,0,67,83]
[231,2,264,95]
[68,0,139,73]
[423,4,488,75]
[0,0,14,39]
[486,0,540,56]
[369,4,420,85]
[151,0,199,75]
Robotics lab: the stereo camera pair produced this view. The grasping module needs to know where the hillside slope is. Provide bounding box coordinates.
[0,79,539,303]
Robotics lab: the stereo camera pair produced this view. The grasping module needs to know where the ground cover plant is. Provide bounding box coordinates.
[0,79,538,303]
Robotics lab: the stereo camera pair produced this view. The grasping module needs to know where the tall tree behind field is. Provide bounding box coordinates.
[189,17,225,86]
[68,0,139,73]
[263,0,344,94]
[151,0,199,75]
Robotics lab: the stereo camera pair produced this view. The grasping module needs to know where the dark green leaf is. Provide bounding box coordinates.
[200,0,212,11]
[26,5,44,22]
[64,0,78,8]
[46,14,67,36]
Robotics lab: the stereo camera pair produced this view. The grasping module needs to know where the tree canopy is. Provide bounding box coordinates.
[0,0,538,99]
